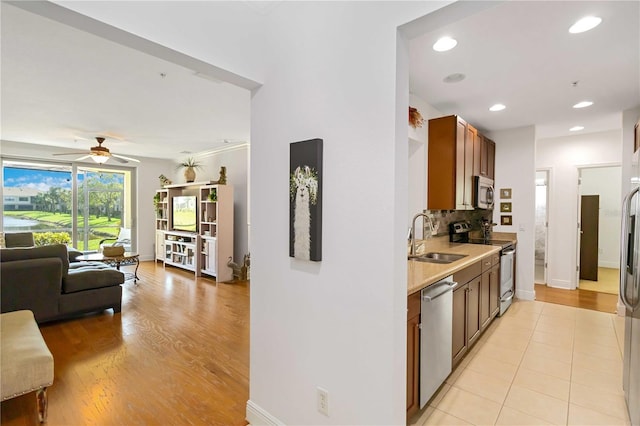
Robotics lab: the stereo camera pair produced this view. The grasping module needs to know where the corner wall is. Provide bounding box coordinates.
[488,126,536,300]
[536,130,622,289]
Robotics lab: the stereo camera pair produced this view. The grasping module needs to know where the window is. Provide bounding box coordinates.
[2,159,134,251]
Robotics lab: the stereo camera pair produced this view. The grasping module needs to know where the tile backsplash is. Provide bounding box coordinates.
[426,209,494,237]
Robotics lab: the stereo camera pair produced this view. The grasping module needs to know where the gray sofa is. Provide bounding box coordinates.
[0,244,124,323]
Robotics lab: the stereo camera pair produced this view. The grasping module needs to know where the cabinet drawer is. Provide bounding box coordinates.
[453,260,482,285]
[408,292,421,320]
[492,253,500,266]
[481,255,493,272]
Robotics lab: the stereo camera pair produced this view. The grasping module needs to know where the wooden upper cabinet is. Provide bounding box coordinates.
[427,115,474,210]
[479,136,496,179]
[487,139,496,180]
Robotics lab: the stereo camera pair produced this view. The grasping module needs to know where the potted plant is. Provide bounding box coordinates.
[177,157,203,183]
[153,193,162,217]
[208,189,217,202]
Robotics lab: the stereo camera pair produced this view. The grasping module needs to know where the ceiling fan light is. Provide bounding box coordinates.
[92,155,109,164]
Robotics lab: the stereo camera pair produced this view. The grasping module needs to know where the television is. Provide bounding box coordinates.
[172,195,198,232]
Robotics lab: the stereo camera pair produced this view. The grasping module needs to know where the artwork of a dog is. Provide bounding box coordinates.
[289,139,323,261]
[290,166,318,260]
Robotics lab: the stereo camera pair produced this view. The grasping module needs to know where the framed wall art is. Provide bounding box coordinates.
[501,215,512,226]
[500,188,512,199]
[290,138,323,261]
[500,202,512,213]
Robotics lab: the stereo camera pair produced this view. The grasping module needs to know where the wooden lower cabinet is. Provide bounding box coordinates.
[467,277,481,347]
[407,292,421,417]
[452,282,469,367]
[480,271,491,329]
[452,254,500,368]
[489,265,500,318]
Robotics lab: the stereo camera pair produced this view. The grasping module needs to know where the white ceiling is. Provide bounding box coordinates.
[1,1,638,164]
[1,2,251,161]
[409,1,639,139]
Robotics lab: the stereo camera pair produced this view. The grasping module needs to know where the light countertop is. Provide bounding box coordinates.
[407,235,516,296]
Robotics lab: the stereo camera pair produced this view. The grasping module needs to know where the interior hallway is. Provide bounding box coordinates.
[410,300,629,425]
[579,267,620,295]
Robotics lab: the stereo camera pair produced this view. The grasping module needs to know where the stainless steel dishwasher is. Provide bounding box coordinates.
[420,275,456,408]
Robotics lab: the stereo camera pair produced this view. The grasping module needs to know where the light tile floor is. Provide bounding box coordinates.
[410,300,630,426]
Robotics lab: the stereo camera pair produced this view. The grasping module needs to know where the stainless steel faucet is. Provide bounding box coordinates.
[410,212,434,256]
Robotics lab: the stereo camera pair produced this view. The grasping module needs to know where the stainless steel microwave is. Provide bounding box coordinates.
[473,176,495,209]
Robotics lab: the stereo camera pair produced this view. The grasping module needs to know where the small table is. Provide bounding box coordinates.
[75,252,140,283]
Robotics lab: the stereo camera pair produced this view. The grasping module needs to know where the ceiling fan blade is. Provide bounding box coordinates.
[75,155,92,161]
[112,153,140,163]
[111,156,129,164]
[53,151,90,156]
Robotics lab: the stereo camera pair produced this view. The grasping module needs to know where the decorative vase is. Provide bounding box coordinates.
[184,167,196,183]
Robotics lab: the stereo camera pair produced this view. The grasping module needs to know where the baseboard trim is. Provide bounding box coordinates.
[598,261,619,269]
[617,301,626,317]
[246,400,284,426]
[516,288,535,301]
[548,279,572,290]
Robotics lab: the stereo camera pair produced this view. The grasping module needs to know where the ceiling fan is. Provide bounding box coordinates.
[53,137,140,164]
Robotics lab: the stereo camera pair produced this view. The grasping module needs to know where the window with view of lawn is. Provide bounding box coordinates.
[2,159,133,252]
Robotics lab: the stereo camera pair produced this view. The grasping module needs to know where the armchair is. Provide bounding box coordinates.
[99,228,132,253]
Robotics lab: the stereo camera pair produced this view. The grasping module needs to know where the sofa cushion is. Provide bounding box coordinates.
[63,264,124,294]
[0,244,69,276]
[4,232,35,248]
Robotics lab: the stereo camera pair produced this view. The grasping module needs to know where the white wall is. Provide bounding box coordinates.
[536,130,622,289]
[580,166,621,268]
[249,4,445,423]
[205,146,249,263]
[488,126,536,300]
[407,94,443,230]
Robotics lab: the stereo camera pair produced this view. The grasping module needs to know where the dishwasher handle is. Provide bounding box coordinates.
[422,281,457,302]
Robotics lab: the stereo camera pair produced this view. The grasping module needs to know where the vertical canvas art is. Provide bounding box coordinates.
[290,138,323,261]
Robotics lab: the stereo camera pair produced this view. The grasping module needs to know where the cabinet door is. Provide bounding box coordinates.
[489,265,500,317]
[207,240,217,273]
[155,230,165,260]
[474,133,483,177]
[487,139,495,180]
[462,125,476,209]
[479,135,489,177]
[455,118,467,209]
[480,271,491,329]
[467,277,481,347]
[452,283,468,367]
[406,313,420,416]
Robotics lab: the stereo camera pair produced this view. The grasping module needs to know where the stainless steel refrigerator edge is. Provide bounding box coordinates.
[621,123,640,426]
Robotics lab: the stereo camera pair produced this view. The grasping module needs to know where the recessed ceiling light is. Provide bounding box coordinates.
[569,126,584,132]
[489,103,506,112]
[569,16,602,34]
[573,101,593,109]
[443,73,466,83]
[433,36,457,52]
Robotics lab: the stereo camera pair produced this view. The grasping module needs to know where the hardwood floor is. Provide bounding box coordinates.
[1,261,250,426]
[534,283,619,314]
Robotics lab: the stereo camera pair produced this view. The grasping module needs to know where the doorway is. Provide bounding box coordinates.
[535,170,549,284]
[576,166,622,295]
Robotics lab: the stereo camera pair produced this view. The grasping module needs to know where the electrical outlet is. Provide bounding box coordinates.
[317,387,329,416]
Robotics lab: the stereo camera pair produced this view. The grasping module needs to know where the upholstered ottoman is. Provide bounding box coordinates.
[1,310,54,422]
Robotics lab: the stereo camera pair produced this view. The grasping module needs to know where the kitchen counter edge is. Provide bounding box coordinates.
[407,240,503,296]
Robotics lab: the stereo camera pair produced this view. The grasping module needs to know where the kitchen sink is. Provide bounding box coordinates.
[408,252,467,264]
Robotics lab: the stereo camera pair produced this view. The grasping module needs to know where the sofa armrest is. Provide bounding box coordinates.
[0,258,63,323]
[67,248,83,262]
